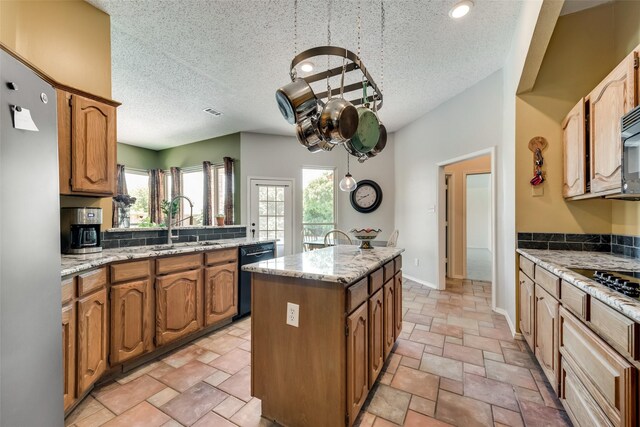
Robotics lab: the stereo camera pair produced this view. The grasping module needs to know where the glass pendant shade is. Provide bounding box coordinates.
[340,173,357,192]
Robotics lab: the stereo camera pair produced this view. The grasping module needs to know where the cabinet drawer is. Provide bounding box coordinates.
[589,298,639,360]
[560,280,588,320]
[77,267,107,296]
[347,277,369,314]
[560,307,636,427]
[560,357,614,427]
[110,260,151,283]
[535,265,559,298]
[383,261,394,283]
[369,268,384,294]
[205,248,237,266]
[156,253,202,275]
[519,256,534,280]
[394,256,402,273]
[61,277,75,304]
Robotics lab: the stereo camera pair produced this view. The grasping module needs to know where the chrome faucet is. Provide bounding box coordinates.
[166,195,194,245]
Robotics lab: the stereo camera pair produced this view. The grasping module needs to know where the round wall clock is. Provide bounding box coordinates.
[350,180,383,213]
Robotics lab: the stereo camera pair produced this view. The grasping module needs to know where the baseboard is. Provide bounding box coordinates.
[493,306,517,338]
[402,274,439,290]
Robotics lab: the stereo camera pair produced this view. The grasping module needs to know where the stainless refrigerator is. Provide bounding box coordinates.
[0,49,63,425]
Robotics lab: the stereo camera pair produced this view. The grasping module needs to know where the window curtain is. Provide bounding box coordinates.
[170,167,183,225]
[202,161,213,226]
[112,164,128,228]
[148,169,166,225]
[223,157,234,225]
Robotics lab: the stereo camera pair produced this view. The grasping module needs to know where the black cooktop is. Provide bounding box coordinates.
[569,268,640,299]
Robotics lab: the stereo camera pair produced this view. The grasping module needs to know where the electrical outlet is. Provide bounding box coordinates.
[414,258,419,266]
[286,302,299,327]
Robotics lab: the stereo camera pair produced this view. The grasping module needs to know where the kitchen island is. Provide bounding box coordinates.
[243,245,404,427]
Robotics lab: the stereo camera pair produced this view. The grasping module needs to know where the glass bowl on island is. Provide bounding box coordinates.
[350,228,382,249]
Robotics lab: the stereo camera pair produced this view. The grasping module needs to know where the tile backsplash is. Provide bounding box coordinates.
[517,232,640,258]
[101,226,247,249]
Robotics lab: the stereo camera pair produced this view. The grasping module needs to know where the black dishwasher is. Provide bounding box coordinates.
[236,242,276,319]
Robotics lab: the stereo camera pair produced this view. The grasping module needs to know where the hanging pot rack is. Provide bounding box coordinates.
[290,46,383,111]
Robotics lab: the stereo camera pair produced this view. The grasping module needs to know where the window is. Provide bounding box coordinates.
[216,166,226,217]
[182,168,204,225]
[302,168,336,243]
[124,170,149,226]
[258,185,286,242]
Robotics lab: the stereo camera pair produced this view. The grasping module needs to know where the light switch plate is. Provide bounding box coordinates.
[531,185,544,197]
[286,302,299,327]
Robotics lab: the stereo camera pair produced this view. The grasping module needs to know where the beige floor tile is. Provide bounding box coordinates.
[408,329,445,348]
[435,390,493,427]
[102,401,170,427]
[408,395,436,417]
[73,408,116,427]
[393,339,425,359]
[160,382,228,426]
[158,360,217,392]
[463,373,519,411]
[204,369,232,387]
[214,395,246,418]
[463,333,503,354]
[192,411,238,427]
[419,353,463,381]
[147,387,180,408]
[230,397,276,427]
[485,359,537,390]
[442,342,484,366]
[365,384,411,425]
[209,347,251,374]
[95,375,166,415]
[390,365,439,401]
[404,410,454,427]
[217,365,252,402]
[64,396,106,426]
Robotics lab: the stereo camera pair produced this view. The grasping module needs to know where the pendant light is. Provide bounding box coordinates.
[340,149,357,191]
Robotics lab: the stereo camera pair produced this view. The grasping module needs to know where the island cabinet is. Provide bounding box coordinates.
[109,260,153,364]
[76,268,109,396]
[517,252,638,427]
[204,249,238,326]
[251,252,403,427]
[155,254,203,346]
[56,89,119,196]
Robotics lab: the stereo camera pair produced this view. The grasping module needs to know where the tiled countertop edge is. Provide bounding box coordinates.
[516,249,640,323]
[61,238,276,277]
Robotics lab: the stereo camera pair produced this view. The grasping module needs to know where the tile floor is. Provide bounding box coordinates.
[65,278,572,427]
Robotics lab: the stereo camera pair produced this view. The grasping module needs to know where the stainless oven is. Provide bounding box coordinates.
[622,105,640,194]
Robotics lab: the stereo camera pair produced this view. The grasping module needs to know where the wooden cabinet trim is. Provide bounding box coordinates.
[347,277,369,314]
[519,256,535,281]
[62,277,75,305]
[560,280,589,321]
[156,253,202,275]
[204,249,238,266]
[369,268,384,294]
[110,260,151,284]
[535,265,560,299]
[394,273,403,340]
[394,256,402,273]
[77,267,107,297]
[589,298,639,360]
[383,261,394,284]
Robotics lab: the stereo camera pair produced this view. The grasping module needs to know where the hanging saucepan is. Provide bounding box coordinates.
[350,81,380,154]
[276,77,317,124]
[319,56,358,143]
[296,111,325,149]
[366,101,387,158]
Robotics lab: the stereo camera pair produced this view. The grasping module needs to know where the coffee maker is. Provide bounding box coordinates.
[61,207,102,254]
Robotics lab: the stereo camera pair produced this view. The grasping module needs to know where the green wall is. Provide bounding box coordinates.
[117,143,159,170]
[116,133,242,223]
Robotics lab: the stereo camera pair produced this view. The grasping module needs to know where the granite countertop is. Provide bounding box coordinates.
[517,249,640,322]
[242,245,405,285]
[61,238,276,277]
[106,224,247,232]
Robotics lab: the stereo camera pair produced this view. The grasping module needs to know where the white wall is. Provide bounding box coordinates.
[394,0,544,334]
[466,174,491,250]
[240,132,395,254]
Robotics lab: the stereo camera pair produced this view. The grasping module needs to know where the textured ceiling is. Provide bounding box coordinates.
[87,0,522,150]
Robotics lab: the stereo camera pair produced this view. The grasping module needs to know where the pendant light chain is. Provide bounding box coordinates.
[381,0,385,94]
[294,0,298,56]
[357,0,362,58]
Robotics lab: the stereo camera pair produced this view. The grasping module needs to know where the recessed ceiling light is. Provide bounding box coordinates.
[300,62,314,72]
[449,0,473,19]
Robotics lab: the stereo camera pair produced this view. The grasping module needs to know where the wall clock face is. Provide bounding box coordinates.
[350,180,383,213]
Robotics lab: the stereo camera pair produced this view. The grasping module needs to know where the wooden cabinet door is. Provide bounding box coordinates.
[519,271,535,350]
[534,285,559,392]
[394,273,403,339]
[62,303,76,410]
[347,302,368,427]
[110,279,153,364]
[77,288,108,395]
[589,53,637,194]
[562,98,586,198]
[383,280,395,358]
[368,289,384,388]
[204,263,237,326]
[71,94,116,195]
[155,269,202,346]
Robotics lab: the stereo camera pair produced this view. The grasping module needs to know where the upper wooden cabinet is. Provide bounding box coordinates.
[588,52,637,194]
[57,89,118,196]
[562,98,586,198]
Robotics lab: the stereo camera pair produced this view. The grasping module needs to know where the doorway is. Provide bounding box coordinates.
[438,149,496,308]
[248,178,294,256]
